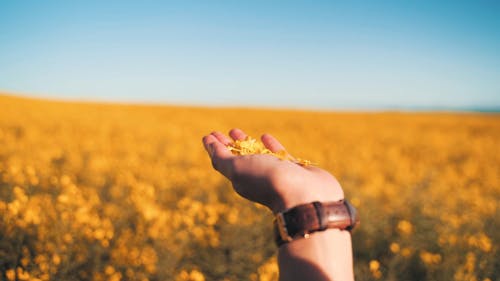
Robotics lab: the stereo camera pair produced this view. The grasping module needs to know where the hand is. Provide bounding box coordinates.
[202,129,345,213]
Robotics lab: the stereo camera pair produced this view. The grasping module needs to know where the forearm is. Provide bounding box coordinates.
[202,130,356,280]
[278,229,354,281]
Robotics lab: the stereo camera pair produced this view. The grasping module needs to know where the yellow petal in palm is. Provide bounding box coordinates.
[226,137,315,166]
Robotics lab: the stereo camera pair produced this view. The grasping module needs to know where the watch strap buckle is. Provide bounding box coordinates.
[275,212,293,243]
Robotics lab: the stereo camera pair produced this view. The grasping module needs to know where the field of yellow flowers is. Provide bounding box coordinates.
[0,94,498,281]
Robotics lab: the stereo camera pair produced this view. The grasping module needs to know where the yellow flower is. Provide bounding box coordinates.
[6,269,15,281]
[419,251,442,265]
[390,242,400,253]
[257,256,279,281]
[175,269,205,281]
[397,220,413,235]
[369,260,382,279]
[369,260,380,271]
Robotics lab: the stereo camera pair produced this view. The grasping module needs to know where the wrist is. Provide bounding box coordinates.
[271,186,344,214]
[278,229,355,281]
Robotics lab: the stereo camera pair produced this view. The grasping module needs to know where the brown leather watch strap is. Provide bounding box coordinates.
[273,200,359,246]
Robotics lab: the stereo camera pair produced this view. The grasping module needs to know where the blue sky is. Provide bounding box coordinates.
[0,1,499,109]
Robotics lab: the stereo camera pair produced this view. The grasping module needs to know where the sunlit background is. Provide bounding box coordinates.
[1,2,499,281]
[1,0,499,110]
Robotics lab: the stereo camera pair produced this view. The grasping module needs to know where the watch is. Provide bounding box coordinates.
[273,199,359,246]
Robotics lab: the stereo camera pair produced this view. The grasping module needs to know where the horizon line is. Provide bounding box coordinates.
[1,90,499,114]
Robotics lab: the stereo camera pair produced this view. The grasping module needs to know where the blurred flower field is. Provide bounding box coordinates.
[0,94,498,281]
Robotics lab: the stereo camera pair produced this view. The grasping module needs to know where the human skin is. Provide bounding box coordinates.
[202,128,355,281]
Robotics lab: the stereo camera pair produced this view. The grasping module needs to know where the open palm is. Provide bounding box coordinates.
[202,129,344,213]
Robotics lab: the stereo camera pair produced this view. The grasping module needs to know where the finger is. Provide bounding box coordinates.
[229,128,248,141]
[210,142,234,177]
[202,134,232,159]
[261,133,286,153]
[202,135,234,177]
[202,134,217,156]
[211,131,232,145]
